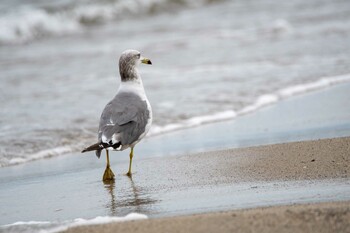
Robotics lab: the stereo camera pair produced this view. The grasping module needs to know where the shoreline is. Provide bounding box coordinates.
[64,201,350,233]
[2,80,350,168]
[1,137,349,230]
[64,136,350,233]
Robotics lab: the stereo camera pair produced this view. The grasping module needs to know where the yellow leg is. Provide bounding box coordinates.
[126,147,134,177]
[103,150,115,181]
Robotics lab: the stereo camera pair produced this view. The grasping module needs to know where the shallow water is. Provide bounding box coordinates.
[2,178,349,233]
[1,157,349,232]
[1,0,350,166]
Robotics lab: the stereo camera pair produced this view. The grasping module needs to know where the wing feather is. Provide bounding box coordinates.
[97,92,150,147]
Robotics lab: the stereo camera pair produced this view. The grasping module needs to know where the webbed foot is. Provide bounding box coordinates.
[103,166,115,181]
[126,171,132,177]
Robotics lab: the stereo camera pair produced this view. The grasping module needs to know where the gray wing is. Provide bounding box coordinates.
[98,92,150,147]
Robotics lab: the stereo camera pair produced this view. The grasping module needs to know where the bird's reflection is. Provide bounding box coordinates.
[103,175,157,216]
[103,179,117,215]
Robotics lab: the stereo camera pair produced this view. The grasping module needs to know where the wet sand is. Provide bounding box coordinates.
[63,136,350,233]
[65,201,350,233]
[1,137,349,230]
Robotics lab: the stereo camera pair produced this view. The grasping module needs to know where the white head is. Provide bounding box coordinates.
[120,49,152,65]
[119,50,152,82]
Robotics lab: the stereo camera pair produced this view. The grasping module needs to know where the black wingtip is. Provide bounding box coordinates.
[81,142,100,154]
[81,148,89,153]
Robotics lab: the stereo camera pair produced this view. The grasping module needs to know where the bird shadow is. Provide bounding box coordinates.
[103,175,157,216]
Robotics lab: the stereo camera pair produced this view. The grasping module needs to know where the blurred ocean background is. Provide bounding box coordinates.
[1,0,350,167]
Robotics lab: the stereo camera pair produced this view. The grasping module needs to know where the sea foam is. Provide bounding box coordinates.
[149,73,350,136]
[149,110,237,136]
[2,213,148,233]
[3,221,51,227]
[44,213,148,233]
[0,7,80,44]
[278,74,350,97]
[7,146,73,167]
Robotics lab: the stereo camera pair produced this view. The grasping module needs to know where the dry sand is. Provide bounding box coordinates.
[63,137,350,233]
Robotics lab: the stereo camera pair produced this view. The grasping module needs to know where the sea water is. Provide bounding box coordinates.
[1,0,350,166]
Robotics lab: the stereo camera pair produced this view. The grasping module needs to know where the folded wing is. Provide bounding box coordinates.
[98,92,150,148]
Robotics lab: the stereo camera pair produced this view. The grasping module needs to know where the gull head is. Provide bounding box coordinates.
[119,49,152,67]
[119,49,152,82]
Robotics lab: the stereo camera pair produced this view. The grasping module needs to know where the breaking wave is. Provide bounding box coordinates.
[0,0,221,44]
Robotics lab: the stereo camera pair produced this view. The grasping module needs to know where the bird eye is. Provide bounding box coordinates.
[137,53,141,59]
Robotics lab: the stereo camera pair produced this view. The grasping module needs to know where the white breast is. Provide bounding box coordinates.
[118,80,147,101]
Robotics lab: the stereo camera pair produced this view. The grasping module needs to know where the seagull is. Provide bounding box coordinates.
[82,49,152,181]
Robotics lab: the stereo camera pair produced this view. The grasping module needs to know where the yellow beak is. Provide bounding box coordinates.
[141,57,152,65]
